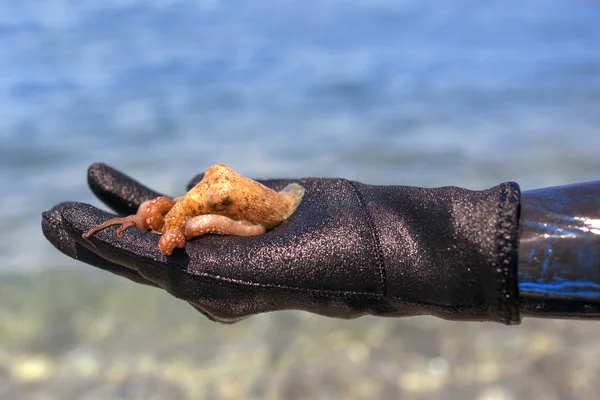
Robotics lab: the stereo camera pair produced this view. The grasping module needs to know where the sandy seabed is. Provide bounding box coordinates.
[1,271,598,400]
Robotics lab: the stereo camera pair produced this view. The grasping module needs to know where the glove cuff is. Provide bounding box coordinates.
[490,182,521,324]
[353,181,521,324]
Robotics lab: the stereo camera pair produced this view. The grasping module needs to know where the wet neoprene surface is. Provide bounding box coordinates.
[519,181,600,318]
[42,163,521,324]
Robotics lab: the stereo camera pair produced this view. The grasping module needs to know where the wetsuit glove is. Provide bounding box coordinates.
[41,163,521,324]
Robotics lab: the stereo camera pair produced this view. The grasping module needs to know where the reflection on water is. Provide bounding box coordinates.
[1,0,600,398]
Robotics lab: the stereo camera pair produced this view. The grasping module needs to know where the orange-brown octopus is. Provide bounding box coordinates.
[83,164,305,255]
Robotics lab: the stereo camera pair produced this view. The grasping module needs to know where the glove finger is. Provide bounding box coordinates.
[45,202,249,322]
[54,201,277,315]
[186,173,204,189]
[41,204,159,288]
[88,163,166,216]
[56,201,179,289]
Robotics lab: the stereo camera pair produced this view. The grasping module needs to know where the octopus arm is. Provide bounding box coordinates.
[183,214,266,240]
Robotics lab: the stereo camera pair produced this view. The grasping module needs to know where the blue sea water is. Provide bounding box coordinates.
[2,0,600,272]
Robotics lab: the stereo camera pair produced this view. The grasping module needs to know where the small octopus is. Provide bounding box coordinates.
[83,164,305,255]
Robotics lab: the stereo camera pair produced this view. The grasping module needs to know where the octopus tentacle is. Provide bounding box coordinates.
[82,198,172,239]
[184,214,266,240]
[145,196,176,232]
[83,214,147,239]
[158,231,187,255]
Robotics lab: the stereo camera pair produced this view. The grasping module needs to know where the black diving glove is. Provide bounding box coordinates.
[42,163,521,324]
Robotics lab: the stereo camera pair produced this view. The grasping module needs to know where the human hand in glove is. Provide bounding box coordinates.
[42,163,521,324]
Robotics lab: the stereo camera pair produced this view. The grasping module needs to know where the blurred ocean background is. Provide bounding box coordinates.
[1,0,600,398]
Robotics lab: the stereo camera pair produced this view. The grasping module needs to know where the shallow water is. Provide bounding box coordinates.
[1,0,600,398]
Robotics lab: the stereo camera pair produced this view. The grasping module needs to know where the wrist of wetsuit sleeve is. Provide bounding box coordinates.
[351,181,521,325]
